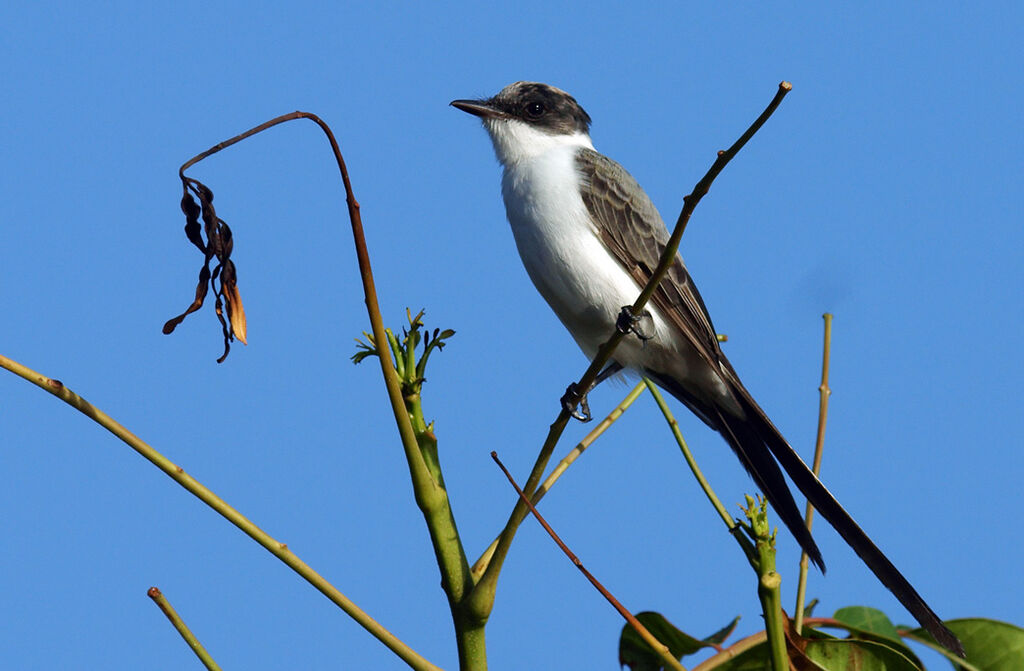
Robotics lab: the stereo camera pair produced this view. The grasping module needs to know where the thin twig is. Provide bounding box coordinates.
[470,382,647,579]
[0,354,443,671]
[642,378,762,565]
[535,381,648,505]
[490,452,686,671]
[643,379,735,530]
[794,313,832,634]
[147,587,222,671]
[467,82,793,621]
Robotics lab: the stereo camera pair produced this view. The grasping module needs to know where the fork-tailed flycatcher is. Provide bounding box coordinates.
[451,81,962,656]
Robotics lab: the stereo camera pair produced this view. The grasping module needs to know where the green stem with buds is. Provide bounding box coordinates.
[354,312,481,669]
[743,496,788,671]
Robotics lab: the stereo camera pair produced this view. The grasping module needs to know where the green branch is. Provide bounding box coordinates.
[471,382,647,579]
[0,354,443,671]
[147,587,222,671]
[643,380,737,532]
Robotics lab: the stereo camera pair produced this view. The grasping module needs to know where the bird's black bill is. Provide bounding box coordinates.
[450,99,503,119]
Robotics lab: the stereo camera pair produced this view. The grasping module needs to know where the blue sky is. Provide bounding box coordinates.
[3,2,1021,669]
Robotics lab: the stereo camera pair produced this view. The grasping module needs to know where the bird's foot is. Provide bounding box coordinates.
[561,382,592,422]
[617,306,654,341]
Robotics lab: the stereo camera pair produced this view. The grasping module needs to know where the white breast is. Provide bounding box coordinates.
[477,117,725,393]
[498,142,679,369]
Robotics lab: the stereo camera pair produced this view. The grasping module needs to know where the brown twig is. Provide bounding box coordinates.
[794,313,832,634]
[491,451,686,671]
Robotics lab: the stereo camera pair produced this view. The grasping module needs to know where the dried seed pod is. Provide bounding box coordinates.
[164,177,246,361]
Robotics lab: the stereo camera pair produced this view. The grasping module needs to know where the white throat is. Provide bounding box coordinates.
[483,117,594,166]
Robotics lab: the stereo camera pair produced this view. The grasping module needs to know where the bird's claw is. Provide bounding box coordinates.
[561,382,592,422]
[617,306,654,341]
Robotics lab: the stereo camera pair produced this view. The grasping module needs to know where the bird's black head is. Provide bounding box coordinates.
[451,81,592,136]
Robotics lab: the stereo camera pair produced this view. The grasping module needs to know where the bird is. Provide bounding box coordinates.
[451,81,962,656]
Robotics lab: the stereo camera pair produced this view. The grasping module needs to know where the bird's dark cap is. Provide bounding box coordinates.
[451,81,592,136]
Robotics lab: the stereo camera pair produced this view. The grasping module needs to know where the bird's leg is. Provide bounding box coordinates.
[561,383,591,422]
[617,306,654,341]
[561,362,624,422]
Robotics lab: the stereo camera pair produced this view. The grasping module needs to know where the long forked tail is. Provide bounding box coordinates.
[649,371,964,657]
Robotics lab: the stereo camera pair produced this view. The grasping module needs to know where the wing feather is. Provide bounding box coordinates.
[575,148,723,370]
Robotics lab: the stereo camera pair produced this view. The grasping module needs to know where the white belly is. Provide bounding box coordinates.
[500,148,683,375]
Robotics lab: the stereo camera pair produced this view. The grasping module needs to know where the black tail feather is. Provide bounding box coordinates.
[648,370,964,657]
[712,406,826,572]
[737,392,964,657]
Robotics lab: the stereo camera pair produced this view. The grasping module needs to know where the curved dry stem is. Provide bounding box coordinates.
[180,113,438,519]
[178,113,479,666]
[648,380,791,667]
[0,354,443,671]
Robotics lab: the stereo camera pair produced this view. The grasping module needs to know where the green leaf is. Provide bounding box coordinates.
[803,638,921,671]
[703,632,833,671]
[351,333,378,364]
[833,606,920,662]
[704,634,919,671]
[619,612,739,670]
[704,640,772,671]
[834,607,902,640]
[350,349,373,364]
[705,615,742,646]
[907,618,1024,671]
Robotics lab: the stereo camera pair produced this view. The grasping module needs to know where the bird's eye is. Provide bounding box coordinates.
[525,101,546,118]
